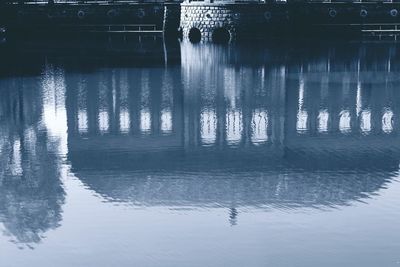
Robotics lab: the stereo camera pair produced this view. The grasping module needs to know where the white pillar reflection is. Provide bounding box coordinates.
[11,139,22,176]
[99,110,109,134]
[161,71,173,135]
[200,109,217,145]
[296,111,308,133]
[120,74,130,134]
[78,110,88,134]
[296,77,308,133]
[382,109,394,134]
[360,110,371,134]
[317,109,329,133]
[251,109,268,144]
[140,109,151,134]
[120,108,130,134]
[226,109,242,145]
[339,110,351,134]
[161,108,173,134]
[140,71,151,135]
[356,81,362,117]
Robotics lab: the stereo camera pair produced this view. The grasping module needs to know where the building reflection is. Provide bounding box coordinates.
[66,43,400,221]
[1,40,400,244]
[0,73,66,247]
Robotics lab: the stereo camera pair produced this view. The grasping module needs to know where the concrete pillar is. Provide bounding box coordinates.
[163,2,181,39]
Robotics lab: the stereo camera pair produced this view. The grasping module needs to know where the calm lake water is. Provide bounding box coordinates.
[0,38,400,267]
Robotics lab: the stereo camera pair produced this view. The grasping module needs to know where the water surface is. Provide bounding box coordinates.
[0,39,400,267]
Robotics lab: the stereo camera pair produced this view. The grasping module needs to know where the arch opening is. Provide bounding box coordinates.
[328,9,337,18]
[188,28,201,43]
[360,9,368,18]
[212,28,231,43]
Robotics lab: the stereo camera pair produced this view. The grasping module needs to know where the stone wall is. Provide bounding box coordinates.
[180,3,281,41]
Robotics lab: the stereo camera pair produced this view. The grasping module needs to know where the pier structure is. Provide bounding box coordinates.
[0,0,181,37]
[2,0,400,40]
[180,0,400,41]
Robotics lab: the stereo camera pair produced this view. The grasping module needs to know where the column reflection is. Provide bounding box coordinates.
[65,43,400,226]
[2,40,400,247]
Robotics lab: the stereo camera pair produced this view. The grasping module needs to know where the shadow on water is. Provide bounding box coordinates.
[1,37,400,245]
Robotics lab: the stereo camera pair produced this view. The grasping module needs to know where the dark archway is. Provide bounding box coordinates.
[212,28,231,43]
[188,28,201,43]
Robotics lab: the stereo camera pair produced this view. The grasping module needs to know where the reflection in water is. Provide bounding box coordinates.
[62,43,400,212]
[296,77,308,133]
[200,108,217,145]
[0,40,400,261]
[339,110,351,133]
[360,110,372,134]
[382,108,394,133]
[317,109,329,133]
[251,109,268,144]
[0,74,65,247]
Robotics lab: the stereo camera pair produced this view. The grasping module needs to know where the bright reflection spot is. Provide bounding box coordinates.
[140,109,151,134]
[43,105,68,155]
[161,109,173,134]
[339,110,351,134]
[99,111,109,134]
[43,106,67,136]
[200,109,217,145]
[356,81,362,117]
[382,109,394,133]
[226,109,242,145]
[296,77,308,134]
[360,110,371,134]
[11,139,22,176]
[78,110,88,134]
[41,64,68,155]
[140,71,151,134]
[317,109,329,133]
[251,109,268,144]
[120,109,130,134]
[296,110,308,133]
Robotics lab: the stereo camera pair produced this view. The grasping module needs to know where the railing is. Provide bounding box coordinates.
[2,0,168,4]
[5,0,400,3]
[59,23,162,32]
[361,23,400,40]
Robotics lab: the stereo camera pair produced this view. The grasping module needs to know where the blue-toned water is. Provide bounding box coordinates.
[0,39,400,267]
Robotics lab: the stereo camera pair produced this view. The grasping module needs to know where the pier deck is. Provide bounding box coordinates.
[2,0,400,39]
